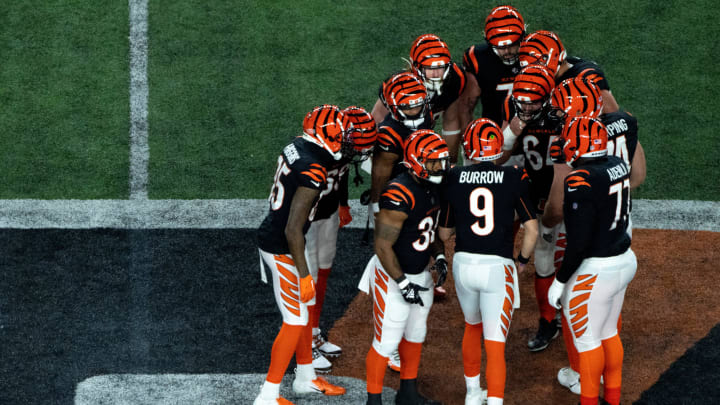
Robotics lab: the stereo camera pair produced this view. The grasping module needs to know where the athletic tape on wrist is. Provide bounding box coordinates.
[442,129,461,136]
[372,202,380,214]
[502,125,517,151]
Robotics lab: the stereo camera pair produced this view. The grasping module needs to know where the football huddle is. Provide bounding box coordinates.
[253,5,646,405]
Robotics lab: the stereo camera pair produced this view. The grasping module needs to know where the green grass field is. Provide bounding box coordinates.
[1,1,718,200]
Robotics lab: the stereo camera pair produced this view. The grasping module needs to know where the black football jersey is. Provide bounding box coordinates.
[502,96,561,213]
[601,110,639,168]
[313,159,350,220]
[557,155,632,283]
[375,114,433,180]
[440,162,535,259]
[428,62,466,115]
[463,43,521,125]
[557,56,610,91]
[379,172,441,275]
[257,137,333,254]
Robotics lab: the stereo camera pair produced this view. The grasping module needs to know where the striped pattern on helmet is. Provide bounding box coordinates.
[381,72,427,117]
[403,129,449,180]
[551,77,603,120]
[518,30,566,75]
[512,64,555,103]
[342,106,377,153]
[561,116,608,164]
[463,118,504,162]
[485,5,526,47]
[302,104,352,155]
[410,34,451,68]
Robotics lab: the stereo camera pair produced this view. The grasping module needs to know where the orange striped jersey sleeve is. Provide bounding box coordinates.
[299,162,327,190]
[501,94,514,123]
[375,126,404,156]
[463,45,480,75]
[452,63,467,96]
[380,181,416,213]
[565,169,592,191]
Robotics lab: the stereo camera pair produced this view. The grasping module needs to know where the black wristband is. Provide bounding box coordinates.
[517,253,530,264]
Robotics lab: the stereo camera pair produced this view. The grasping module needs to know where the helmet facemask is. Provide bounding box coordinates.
[396,99,428,130]
[417,62,450,94]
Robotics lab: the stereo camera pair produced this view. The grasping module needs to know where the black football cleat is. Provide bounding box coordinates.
[528,317,560,352]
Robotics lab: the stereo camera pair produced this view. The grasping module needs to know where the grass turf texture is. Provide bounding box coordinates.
[0,1,718,200]
[0,1,130,198]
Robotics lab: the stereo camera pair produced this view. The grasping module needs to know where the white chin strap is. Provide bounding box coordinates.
[402,117,425,130]
[424,79,443,94]
[427,174,443,184]
[492,47,518,66]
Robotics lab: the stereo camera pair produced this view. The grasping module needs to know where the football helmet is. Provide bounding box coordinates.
[561,116,608,166]
[518,30,566,76]
[549,77,603,131]
[410,34,451,94]
[485,5,526,65]
[302,104,354,160]
[382,72,429,130]
[341,106,377,161]
[511,64,555,123]
[463,118,504,162]
[403,129,449,184]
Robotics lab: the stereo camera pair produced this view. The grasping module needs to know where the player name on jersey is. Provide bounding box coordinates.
[607,162,629,181]
[458,170,505,184]
[605,119,629,136]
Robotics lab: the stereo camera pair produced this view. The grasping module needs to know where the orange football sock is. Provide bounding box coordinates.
[295,322,314,365]
[484,339,506,399]
[562,313,580,371]
[617,314,622,333]
[366,346,388,394]
[266,322,304,383]
[462,322,484,377]
[579,346,605,402]
[399,338,423,379]
[601,333,623,405]
[535,274,556,322]
[313,267,331,329]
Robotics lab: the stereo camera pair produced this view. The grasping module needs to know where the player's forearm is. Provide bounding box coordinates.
[286,227,310,278]
[520,219,538,259]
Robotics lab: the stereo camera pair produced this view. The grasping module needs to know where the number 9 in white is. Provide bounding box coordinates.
[470,187,495,236]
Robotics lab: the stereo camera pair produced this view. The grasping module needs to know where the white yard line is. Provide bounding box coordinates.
[0,199,716,231]
[129,0,150,200]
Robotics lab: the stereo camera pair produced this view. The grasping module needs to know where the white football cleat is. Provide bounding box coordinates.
[387,349,401,372]
[313,332,342,357]
[557,367,581,395]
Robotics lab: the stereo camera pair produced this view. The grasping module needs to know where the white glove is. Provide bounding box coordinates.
[548,278,566,309]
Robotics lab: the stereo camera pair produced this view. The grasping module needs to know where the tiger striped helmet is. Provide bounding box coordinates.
[463,118,504,162]
[410,34,451,93]
[550,77,604,125]
[518,30,567,76]
[381,72,429,130]
[511,64,555,123]
[561,116,608,165]
[302,104,353,160]
[341,106,377,160]
[403,129,449,184]
[485,5,526,47]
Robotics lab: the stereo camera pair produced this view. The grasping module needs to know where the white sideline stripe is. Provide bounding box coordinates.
[0,199,717,231]
[129,0,149,200]
[74,373,396,405]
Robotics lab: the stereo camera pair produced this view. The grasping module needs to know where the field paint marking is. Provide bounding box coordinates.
[0,199,716,231]
[129,0,149,200]
[74,374,396,404]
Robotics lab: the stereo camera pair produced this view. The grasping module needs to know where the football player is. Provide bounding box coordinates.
[371,34,466,163]
[360,130,449,405]
[254,105,349,405]
[544,77,646,395]
[497,64,564,352]
[518,30,620,114]
[548,117,637,405]
[439,118,538,405]
[458,5,526,156]
[303,106,377,373]
[371,71,448,348]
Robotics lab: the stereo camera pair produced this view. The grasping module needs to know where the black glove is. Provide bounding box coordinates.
[432,254,448,287]
[396,276,429,306]
[549,136,565,164]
